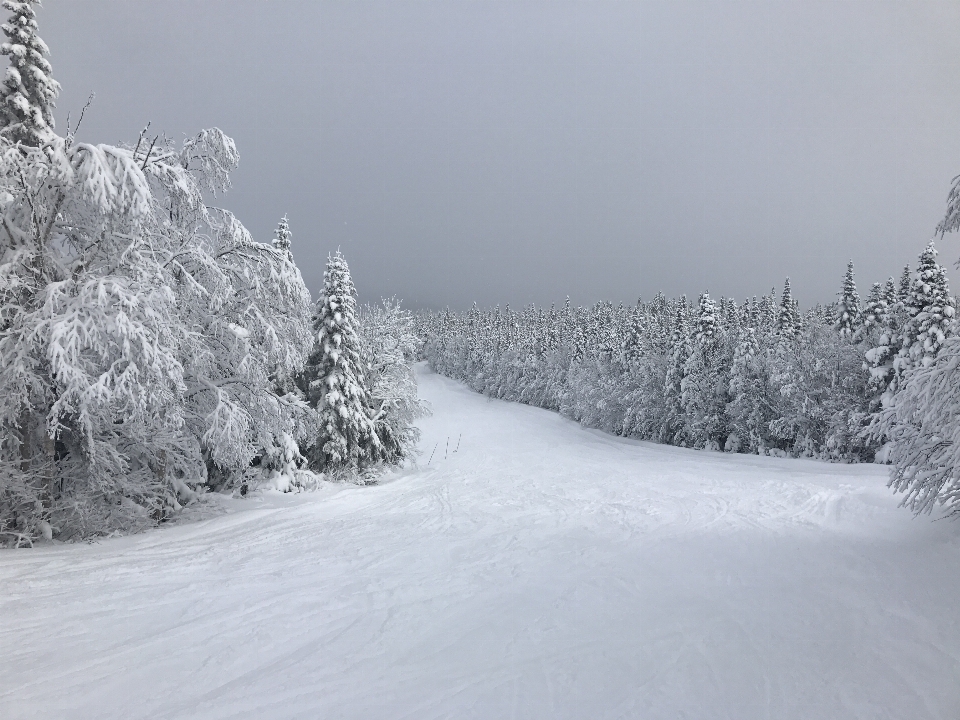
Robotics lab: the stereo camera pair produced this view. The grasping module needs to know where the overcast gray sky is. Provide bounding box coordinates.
[39,0,960,309]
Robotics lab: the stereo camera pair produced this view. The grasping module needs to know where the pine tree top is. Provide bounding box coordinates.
[898,264,912,300]
[272,215,292,259]
[882,277,897,306]
[316,251,360,357]
[836,260,861,337]
[0,0,59,146]
[909,241,951,310]
[861,281,887,331]
[777,277,800,339]
[695,292,719,345]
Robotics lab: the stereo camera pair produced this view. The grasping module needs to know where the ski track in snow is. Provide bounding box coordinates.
[3,364,960,719]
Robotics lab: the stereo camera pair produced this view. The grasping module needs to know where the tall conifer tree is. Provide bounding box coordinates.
[836,260,861,338]
[0,0,59,146]
[898,264,912,300]
[272,215,292,259]
[306,251,381,473]
[777,278,800,341]
[900,240,955,369]
[682,293,727,449]
[664,297,691,444]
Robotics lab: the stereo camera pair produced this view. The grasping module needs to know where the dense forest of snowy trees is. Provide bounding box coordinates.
[5,0,960,545]
[0,2,422,545]
[419,231,960,516]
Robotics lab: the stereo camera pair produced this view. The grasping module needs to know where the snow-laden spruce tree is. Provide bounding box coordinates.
[882,276,897,309]
[273,214,292,258]
[859,282,885,337]
[621,302,645,366]
[620,299,671,441]
[897,264,912,300]
[727,326,772,453]
[756,290,778,338]
[0,0,59,147]
[882,180,960,515]
[864,277,908,409]
[681,292,728,449]
[777,278,801,342]
[898,240,955,371]
[867,243,955,436]
[663,297,691,445]
[860,281,893,410]
[836,260,861,339]
[305,251,382,476]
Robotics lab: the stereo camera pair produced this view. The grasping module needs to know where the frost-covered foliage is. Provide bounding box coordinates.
[681,293,730,451]
[727,327,773,454]
[419,235,960,520]
[357,298,429,466]
[421,235,960,516]
[877,185,960,514]
[0,6,316,543]
[0,0,59,147]
[0,127,315,542]
[884,341,960,515]
[302,251,382,476]
[420,255,953,467]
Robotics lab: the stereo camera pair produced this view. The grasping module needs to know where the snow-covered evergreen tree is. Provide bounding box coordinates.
[882,183,960,513]
[681,292,728,449]
[727,327,771,453]
[836,260,861,339]
[664,297,691,444]
[273,214,292,258]
[693,292,719,346]
[864,276,908,409]
[777,278,800,341]
[882,277,897,308]
[899,240,955,370]
[621,301,645,366]
[859,282,885,336]
[305,251,382,475]
[898,264,912,300]
[0,0,59,147]
[756,290,777,338]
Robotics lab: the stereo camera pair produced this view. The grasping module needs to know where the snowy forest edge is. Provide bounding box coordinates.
[5,0,960,546]
[416,206,960,523]
[0,1,424,546]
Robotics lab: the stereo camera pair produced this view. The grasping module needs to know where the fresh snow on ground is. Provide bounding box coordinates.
[3,364,960,720]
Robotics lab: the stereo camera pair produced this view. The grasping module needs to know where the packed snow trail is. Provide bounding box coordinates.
[3,365,960,720]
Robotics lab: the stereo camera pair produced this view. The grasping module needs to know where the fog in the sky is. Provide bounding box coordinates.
[40,1,960,309]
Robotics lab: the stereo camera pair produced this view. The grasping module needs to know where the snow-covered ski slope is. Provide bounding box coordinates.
[3,365,960,720]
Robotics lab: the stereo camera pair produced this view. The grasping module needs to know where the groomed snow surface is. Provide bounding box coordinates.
[3,365,960,720]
